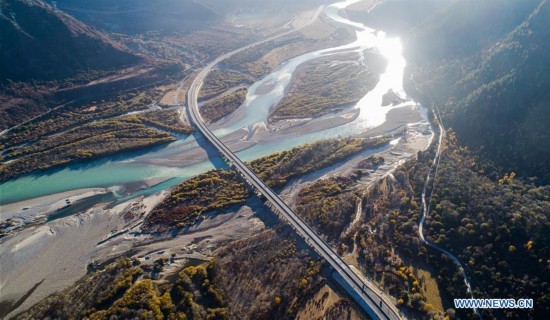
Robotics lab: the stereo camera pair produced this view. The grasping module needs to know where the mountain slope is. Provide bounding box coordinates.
[0,0,141,82]
[49,0,221,35]
[405,0,550,183]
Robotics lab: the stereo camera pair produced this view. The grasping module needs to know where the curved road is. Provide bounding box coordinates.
[418,103,481,318]
[182,6,403,320]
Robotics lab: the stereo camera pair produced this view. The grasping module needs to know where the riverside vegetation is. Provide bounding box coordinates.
[270,55,380,120]
[0,90,192,182]
[1,87,167,150]
[200,88,248,123]
[194,20,353,123]
[143,137,389,231]
[130,109,193,135]
[0,117,176,182]
[198,70,254,101]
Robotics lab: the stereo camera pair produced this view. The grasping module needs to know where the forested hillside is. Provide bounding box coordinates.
[354,2,550,318]
[405,0,550,183]
[0,0,141,82]
[356,134,550,319]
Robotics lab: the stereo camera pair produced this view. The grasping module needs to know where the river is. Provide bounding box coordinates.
[0,1,434,318]
[0,0,427,206]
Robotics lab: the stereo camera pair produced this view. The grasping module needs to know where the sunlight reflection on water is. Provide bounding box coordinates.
[225,0,413,135]
[0,0,424,205]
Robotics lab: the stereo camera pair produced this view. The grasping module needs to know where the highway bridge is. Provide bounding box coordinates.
[182,7,404,320]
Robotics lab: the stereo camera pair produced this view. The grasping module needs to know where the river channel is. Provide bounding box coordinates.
[0,0,428,206]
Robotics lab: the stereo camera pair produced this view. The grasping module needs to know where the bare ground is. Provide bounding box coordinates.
[0,191,267,319]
